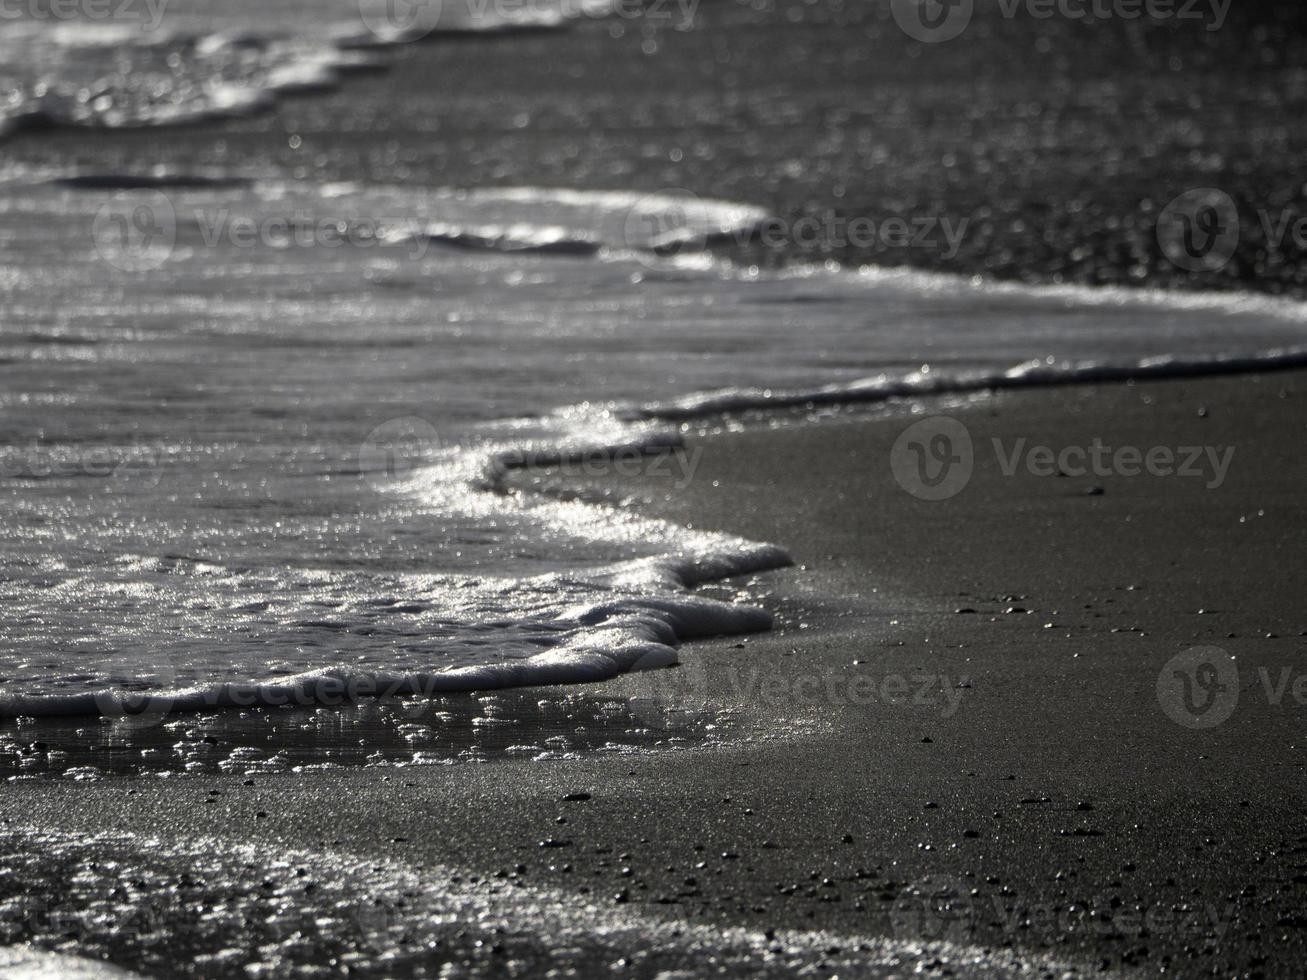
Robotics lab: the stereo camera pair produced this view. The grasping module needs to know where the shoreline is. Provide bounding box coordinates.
[6,335,1307,726]
[3,369,1304,976]
[5,2,1307,975]
[7,2,1307,297]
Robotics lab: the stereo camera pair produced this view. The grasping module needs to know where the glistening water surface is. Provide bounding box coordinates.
[3,1,1307,720]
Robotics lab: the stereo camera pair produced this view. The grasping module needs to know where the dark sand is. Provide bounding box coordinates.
[4,370,1305,977]
[6,2,1307,975]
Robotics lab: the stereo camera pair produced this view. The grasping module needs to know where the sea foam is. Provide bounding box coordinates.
[2,177,1307,718]
[0,0,584,136]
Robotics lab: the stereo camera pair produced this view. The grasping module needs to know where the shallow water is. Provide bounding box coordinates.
[0,687,736,780]
[0,8,1298,979]
[3,3,1307,719]
[0,0,586,134]
[3,168,1307,717]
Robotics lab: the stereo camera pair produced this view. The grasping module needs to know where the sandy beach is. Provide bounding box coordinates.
[4,2,1307,975]
[4,369,1303,976]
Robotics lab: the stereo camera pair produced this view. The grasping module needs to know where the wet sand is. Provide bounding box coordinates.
[5,2,1307,975]
[3,370,1305,977]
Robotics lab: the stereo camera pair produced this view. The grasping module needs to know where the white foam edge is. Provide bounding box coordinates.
[0,544,787,720]
[9,339,1307,719]
[750,254,1307,323]
[633,345,1307,421]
